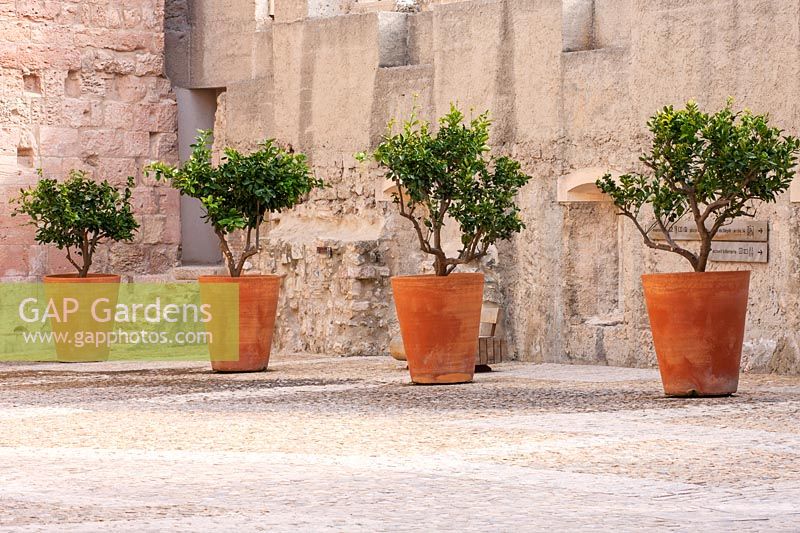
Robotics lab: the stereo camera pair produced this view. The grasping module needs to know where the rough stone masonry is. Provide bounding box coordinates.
[3,0,800,373]
[0,0,180,279]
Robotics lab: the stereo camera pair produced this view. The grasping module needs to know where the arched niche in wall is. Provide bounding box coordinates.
[376,178,413,205]
[557,167,621,203]
[558,166,624,363]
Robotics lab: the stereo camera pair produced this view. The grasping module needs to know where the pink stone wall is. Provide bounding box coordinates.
[0,0,180,280]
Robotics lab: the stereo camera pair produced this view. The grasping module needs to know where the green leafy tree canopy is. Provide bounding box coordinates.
[359,105,532,276]
[146,131,323,277]
[11,170,138,277]
[597,99,800,272]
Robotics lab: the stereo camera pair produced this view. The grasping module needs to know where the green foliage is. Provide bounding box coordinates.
[362,105,531,276]
[597,99,800,272]
[11,170,138,277]
[146,131,323,277]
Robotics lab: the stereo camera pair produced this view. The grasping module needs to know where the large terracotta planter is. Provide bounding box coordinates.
[199,275,280,372]
[43,273,121,363]
[392,273,484,384]
[642,271,750,397]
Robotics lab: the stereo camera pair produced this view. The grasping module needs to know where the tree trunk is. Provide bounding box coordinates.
[433,256,447,276]
[79,236,92,278]
[696,240,711,273]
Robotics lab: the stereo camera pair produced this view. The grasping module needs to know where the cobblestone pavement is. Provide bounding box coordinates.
[0,356,799,532]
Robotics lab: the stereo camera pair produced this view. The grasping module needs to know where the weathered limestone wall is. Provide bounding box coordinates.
[0,0,180,280]
[170,0,800,372]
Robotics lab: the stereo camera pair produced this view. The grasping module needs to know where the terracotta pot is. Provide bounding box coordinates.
[198,275,280,372]
[43,273,121,363]
[392,273,484,384]
[642,271,750,397]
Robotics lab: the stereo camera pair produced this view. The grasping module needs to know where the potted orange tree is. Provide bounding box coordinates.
[360,106,531,384]
[11,170,139,362]
[147,131,322,372]
[597,100,799,396]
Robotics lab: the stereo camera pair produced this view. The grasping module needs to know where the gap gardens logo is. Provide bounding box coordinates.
[0,283,240,363]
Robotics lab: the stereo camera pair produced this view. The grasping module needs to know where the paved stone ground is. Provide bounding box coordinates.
[0,356,799,532]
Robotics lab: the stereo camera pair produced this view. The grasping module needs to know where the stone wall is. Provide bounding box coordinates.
[165,0,800,373]
[0,0,180,280]
[4,0,787,371]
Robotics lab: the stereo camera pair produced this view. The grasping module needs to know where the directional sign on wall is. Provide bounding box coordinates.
[649,220,768,242]
[650,219,769,263]
[709,242,768,263]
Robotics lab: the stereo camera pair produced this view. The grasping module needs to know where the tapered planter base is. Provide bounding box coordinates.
[411,372,475,385]
[43,273,121,363]
[642,271,750,397]
[199,275,280,373]
[392,273,484,385]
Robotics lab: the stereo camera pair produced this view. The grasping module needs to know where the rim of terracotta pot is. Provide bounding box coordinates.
[641,270,751,284]
[198,274,283,282]
[391,272,485,282]
[43,273,121,282]
[642,270,752,278]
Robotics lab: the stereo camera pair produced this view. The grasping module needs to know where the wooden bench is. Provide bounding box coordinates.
[476,306,505,371]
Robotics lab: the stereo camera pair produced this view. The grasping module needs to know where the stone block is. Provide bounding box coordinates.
[308,0,347,18]
[114,74,150,102]
[105,101,177,132]
[146,244,179,273]
[62,99,104,128]
[59,157,96,176]
[107,242,146,272]
[0,127,21,154]
[39,126,81,157]
[0,21,29,44]
[90,51,137,75]
[30,23,73,48]
[134,52,164,76]
[343,265,391,279]
[96,157,139,184]
[0,244,32,278]
[148,132,178,161]
[80,129,122,157]
[55,2,80,24]
[79,70,113,96]
[126,131,151,157]
[0,223,36,246]
[130,186,158,214]
[102,101,136,129]
[274,0,307,22]
[151,102,178,132]
[75,29,158,54]
[156,187,180,212]
[142,214,180,245]
[16,0,61,21]
[122,5,144,29]
[142,3,164,31]
[34,156,61,177]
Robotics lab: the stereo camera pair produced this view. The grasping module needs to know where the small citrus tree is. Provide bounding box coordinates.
[11,171,138,277]
[146,131,323,277]
[360,105,532,276]
[597,100,800,272]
